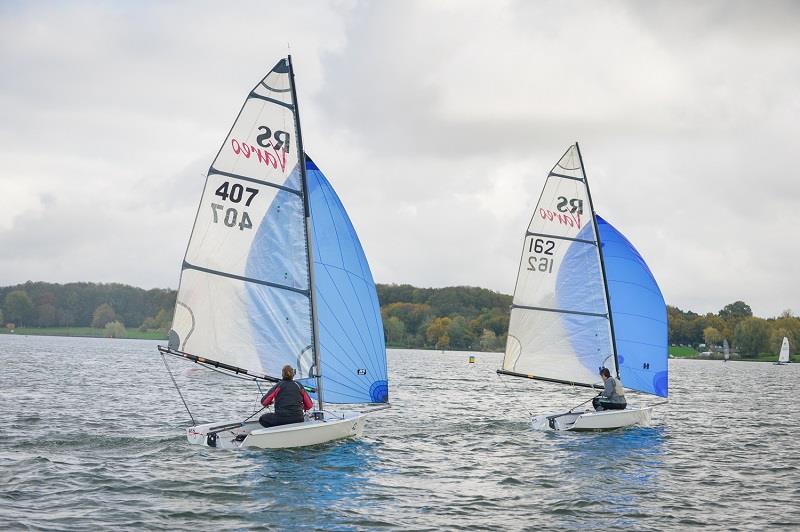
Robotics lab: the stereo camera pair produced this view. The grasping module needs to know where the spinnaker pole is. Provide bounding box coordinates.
[288,55,325,412]
[575,142,620,378]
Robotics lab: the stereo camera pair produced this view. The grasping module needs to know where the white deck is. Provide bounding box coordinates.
[532,406,653,431]
[187,410,367,449]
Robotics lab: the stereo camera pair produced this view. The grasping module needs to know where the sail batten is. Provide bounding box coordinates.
[511,304,608,318]
[209,167,303,195]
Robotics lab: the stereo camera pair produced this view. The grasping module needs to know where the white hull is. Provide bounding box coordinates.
[187,410,367,449]
[532,406,653,431]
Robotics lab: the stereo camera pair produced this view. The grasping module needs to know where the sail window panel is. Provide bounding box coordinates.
[503,307,612,386]
[527,175,594,241]
[513,236,607,315]
[172,270,311,376]
[212,98,300,189]
[252,61,293,100]
[184,173,309,292]
[551,145,586,180]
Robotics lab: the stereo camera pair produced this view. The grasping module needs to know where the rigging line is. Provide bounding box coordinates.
[160,350,196,425]
[495,372,534,418]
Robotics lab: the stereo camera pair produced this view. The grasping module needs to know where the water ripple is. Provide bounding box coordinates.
[1,336,799,530]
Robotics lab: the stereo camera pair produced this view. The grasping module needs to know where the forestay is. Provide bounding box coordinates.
[597,215,668,397]
[306,157,389,404]
[502,145,614,387]
[169,59,312,379]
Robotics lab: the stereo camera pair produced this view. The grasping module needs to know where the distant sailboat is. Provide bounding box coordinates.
[774,337,791,365]
[723,339,730,362]
[497,143,668,431]
[158,57,389,449]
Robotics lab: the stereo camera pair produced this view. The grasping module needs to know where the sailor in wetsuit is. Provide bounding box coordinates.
[258,365,314,427]
[592,367,627,411]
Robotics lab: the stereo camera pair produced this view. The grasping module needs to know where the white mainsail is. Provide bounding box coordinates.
[169,59,312,379]
[723,339,730,360]
[779,337,790,363]
[502,145,613,387]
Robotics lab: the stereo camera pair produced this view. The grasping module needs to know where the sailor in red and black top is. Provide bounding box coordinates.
[258,365,314,428]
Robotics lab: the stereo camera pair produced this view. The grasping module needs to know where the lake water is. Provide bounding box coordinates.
[1,335,799,530]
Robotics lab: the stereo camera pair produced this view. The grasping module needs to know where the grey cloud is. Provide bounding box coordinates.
[0,1,798,318]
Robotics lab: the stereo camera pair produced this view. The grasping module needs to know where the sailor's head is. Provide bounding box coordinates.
[599,367,611,381]
[282,365,295,380]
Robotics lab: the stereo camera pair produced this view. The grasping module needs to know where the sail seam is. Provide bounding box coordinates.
[182,261,309,296]
[526,231,597,245]
[316,312,379,392]
[248,92,295,109]
[317,266,381,379]
[617,338,667,349]
[209,167,302,196]
[612,311,668,324]
[549,172,584,182]
[606,279,663,299]
[511,304,608,319]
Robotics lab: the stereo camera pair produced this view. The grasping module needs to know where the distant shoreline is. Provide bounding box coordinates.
[0,327,166,341]
[0,329,793,363]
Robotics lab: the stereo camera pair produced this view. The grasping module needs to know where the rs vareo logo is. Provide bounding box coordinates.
[229,125,291,173]
[256,126,291,153]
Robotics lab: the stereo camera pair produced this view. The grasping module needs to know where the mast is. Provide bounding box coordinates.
[575,142,620,378]
[287,55,324,412]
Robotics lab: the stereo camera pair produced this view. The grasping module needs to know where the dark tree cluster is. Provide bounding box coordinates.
[0,281,175,330]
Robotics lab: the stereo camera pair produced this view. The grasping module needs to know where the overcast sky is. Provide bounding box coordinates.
[1,0,798,317]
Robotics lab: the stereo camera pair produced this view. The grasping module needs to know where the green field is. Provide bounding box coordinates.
[668,346,698,358]
[0,327,167,341]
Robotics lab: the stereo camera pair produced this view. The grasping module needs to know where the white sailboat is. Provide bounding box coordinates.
[158,57,389,449]
[774,337,790,365]
[723,338,730,362]
[497,144,668,431]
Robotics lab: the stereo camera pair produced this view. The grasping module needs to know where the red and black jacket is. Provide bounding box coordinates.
[261,379,314,418]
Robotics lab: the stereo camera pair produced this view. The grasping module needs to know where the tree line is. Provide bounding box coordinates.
[1,281,797,357]
[668,301,798,357]
[0,282,174,334]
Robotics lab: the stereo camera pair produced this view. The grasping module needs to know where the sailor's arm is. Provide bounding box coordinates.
[261,385,280,407]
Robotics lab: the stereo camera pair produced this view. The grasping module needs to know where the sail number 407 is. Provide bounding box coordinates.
[211,203,252,230]
[527,238,555,274]
[210,181,259,231]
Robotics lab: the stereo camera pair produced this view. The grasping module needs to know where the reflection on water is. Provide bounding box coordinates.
[1,336,799,530]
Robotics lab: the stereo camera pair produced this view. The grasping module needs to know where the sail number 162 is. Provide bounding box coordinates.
[527,238,555,274]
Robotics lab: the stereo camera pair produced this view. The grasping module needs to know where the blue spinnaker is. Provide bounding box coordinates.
[597,215,668,397]
[307,156,388,404]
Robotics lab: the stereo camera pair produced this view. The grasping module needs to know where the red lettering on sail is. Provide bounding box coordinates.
[228,137,288,173]
[539,208,582,229]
